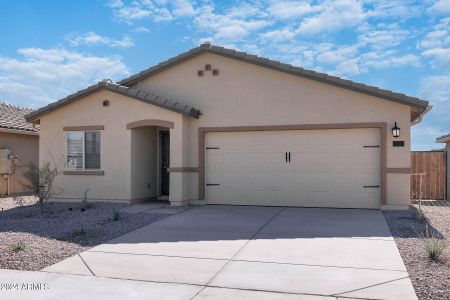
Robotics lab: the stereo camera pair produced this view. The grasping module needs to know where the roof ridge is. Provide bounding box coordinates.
[25,80,201,122]
[116,43,429,116]
[436,133,450,143]
[0,101,34,111]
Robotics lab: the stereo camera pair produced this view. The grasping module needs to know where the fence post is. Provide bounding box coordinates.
[446,144,450,201]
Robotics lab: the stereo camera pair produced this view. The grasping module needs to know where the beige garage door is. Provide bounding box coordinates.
[205,128,381,209]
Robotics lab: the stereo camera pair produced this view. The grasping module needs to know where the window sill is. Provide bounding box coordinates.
[63,170,104,176]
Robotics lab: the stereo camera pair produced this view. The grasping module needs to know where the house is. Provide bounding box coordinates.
[0,102,39,196]
[436,134,450,201]
[25,43,430,209]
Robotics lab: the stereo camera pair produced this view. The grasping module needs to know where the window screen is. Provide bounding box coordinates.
[67,131,101,170]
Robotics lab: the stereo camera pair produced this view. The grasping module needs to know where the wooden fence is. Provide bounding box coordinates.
[411,151,446,200]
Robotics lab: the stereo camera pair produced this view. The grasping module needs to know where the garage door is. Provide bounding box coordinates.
[205,128,381,209]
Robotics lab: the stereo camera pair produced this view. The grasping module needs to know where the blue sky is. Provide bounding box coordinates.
[1,0,449,150]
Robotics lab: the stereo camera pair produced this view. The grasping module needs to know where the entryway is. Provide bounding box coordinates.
[127,119,173,202]
[159,131,170,197]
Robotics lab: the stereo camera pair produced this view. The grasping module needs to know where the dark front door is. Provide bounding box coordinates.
[160,131,170,195]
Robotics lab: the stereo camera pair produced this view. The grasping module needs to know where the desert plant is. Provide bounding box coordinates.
[112,210,121,221]
[72,228,87,236]
[81,188,93,211]
[24,162,58,213]
[12,195,25,207]
[414,208,427,224]
[11,242,26,252]
[421,225,447,261]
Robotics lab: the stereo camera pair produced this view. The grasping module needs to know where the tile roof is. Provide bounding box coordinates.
[25,80,201,123]
[0,102,39,133]
[436,134,450,143]
[118,43,429,121]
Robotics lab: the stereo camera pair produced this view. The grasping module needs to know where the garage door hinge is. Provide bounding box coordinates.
[206,147,220,150]
[206,183,220,186]
[363,145,380,148]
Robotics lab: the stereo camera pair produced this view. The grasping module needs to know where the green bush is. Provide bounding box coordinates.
[11,242,26,252]
[72,228,87,236]
[113,210,121,221]
[421,226,447,261]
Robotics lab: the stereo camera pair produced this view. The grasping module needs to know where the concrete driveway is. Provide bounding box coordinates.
[39,205,416,299]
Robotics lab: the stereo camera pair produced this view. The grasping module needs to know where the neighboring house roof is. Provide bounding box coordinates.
[25,80,201,123]
[0,102,39,134]
[436,134,450,143]
[118,43,429,122]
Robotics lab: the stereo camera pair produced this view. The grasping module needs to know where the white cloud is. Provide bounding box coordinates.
[0,48,129,107]
[358,27,410,50]
[413,75,450,150]
[66,32,134,48]
[365,0,425,19]
[172,0,197,17]
[132,26,150,33]
[422,48,450,64]
[420,75,450,104]
[268,1,318,19]
[297,0,365,35]
[107,0,123,9]
[194,5,271,42]
[427,0,450,15]
[418,17,450,49]
[412,125,447,150]
[259,27,296,43]
[108,0,198,23]
[362,53,420,70]
[418,17,450,66]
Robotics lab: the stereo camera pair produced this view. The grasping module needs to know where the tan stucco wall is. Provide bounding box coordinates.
[38,52,414,207]
[0,132,39,196]
[130,127,157,200]
[133,52,412,207]
[38,89,182,202]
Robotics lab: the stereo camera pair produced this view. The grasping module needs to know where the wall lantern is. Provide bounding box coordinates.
[392,122,400,138]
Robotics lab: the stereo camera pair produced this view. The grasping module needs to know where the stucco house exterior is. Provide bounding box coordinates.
[0,102,39,196]
[436,134,450,201]
[26,43,429,209]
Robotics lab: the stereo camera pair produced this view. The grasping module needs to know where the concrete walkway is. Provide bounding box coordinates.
[3,205,417,299]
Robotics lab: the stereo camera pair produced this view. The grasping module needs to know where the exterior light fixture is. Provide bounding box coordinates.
[392,122,400,138]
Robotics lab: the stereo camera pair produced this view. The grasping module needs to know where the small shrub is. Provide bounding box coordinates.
[72,228,87,236]
[414,209,427,224]
[11,242,26,252]
[12,196,25,207]
[421,226,447,261]
[23,162,59,214]
[112,210,121,221]
[82,188,93,211]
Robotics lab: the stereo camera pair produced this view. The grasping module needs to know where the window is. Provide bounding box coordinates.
[67,131,101,170]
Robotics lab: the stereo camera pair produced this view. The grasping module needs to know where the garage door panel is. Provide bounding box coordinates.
[206,129,380,209]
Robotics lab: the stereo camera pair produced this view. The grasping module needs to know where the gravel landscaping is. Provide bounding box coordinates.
[383,204,450,300]
[0,196,184,271]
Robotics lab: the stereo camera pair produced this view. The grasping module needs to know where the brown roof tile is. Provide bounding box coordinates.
[0,102,39,133]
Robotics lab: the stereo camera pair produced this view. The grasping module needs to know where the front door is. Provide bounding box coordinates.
[160,131,170,196]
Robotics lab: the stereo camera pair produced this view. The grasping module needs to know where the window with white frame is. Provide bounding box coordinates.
[66,131,101,170]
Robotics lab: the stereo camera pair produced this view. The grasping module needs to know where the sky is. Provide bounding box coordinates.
[0,0,449,150]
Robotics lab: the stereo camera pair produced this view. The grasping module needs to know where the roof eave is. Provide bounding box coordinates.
[0,127,39,136]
